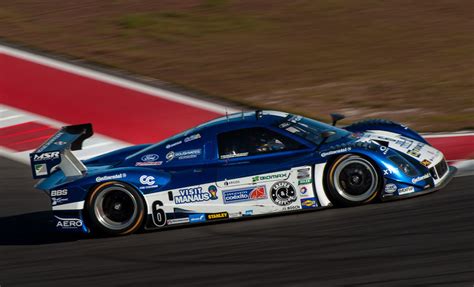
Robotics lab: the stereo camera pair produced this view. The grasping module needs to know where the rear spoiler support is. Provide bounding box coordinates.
[30,123,93,179]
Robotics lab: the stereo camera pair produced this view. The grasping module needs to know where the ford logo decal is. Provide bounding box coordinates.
[141,154,159,162]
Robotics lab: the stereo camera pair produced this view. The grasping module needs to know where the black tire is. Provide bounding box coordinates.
[86,181,145,236]
[326,154,381,207]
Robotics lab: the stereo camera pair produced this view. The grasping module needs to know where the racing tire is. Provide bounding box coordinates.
[326,154,381,207]
[86,182,146,236]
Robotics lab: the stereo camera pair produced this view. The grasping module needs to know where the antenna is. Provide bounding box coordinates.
[225,108,229,122]
[241,110,244,119]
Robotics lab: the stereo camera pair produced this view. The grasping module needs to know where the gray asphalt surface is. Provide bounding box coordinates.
[0,156,473,287]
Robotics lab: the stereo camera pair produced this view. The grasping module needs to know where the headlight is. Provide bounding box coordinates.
[388,155,418,176]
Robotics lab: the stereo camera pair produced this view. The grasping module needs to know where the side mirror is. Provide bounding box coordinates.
[317,130,337,150]
[321,130,336,138]
[330,113,345,126]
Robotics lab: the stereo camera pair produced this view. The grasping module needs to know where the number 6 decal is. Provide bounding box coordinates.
[152,200,166,227]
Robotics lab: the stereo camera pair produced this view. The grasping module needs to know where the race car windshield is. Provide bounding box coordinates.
[276,115,351,145]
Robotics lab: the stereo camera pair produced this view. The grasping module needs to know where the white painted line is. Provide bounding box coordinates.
[0,103,130,164]
[0,114,23,121]
[424,133,474,138]
[0,104,131,147]
[82,141,112,150]
[0,146,30,164]
[0,44,238,115]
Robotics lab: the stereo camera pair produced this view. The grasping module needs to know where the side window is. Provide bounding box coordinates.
[218,127,304,159]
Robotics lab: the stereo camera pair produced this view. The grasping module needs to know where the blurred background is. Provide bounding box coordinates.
[1,0,472,131]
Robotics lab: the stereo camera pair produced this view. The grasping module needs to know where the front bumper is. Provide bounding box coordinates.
[382,166,457,201]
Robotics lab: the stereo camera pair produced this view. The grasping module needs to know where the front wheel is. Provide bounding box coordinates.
[86,182,145,236]
[326,154,381,207]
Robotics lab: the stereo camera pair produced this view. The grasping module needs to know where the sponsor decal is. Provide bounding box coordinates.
[36,132,64,153]
[297,168,310,179]
[252,172,288,183]
[166,140,182,149]
[33,151,60,161]
[379,146,389,155]
[270,181,297,206]
[243,210,253,216]
[55,216,83,229]
[175,149,202,160]
[52,197,68,205]
[207,212,229,220]
[383,169,394,176]
[398,186,415,195]
[224,179,241,186]
[96,173,127,182]
[407,143,424,158]
[184,133,201,143]
[279,122,291,128]
[301,198,317,209]
[34,163,48,176]
[412,173,430,184]
[223,186,267,204]
[395,138,413,149]
[189,213,206,223]
[167,218,190,225]
[54,140,67,146]
[320,147,351,157]
[140,175,155,185]
[300,186,308,195]
[229,212,242,218]
[166,151,175,161]
[220,152,249,159]
[139,175,158,189]
[208,185,219,200]
[421,159,431,167]
[298,178,312,185]
[384,183,397,193]
[283,205,300,211]
[174,187,218,204]
[135,161,162,166]
[51,189,68,197]
[141,154,159,162]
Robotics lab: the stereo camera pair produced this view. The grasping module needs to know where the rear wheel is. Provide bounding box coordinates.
[326,154,381,206]
[87,182,145,236]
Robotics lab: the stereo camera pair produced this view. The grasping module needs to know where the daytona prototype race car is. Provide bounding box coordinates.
[30,111,456,236]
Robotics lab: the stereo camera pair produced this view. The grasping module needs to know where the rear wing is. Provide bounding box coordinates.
[30,124,93,179]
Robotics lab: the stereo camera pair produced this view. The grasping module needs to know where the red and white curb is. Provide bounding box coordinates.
[1,43,473,176]
[0,104,128,163]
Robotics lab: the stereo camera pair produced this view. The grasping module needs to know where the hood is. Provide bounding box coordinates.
[357,130,443,168]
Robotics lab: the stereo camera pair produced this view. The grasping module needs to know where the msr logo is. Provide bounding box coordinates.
[33,152,60,161]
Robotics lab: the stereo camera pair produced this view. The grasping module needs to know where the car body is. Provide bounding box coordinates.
[30,110,456,235]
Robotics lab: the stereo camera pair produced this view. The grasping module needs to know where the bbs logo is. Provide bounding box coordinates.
[51,189,68,197]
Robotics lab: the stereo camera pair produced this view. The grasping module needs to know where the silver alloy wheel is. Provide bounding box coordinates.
[93,185,138,231]
[333,156,378,202]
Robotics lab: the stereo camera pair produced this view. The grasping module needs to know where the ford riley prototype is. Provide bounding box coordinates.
[30,111,456,235]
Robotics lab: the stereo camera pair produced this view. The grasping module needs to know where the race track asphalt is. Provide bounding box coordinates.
[0,156,473,286]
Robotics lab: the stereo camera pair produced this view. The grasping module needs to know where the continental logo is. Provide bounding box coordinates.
[206,212,229,220]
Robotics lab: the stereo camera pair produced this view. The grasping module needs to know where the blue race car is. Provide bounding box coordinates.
[30,110,456,236]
